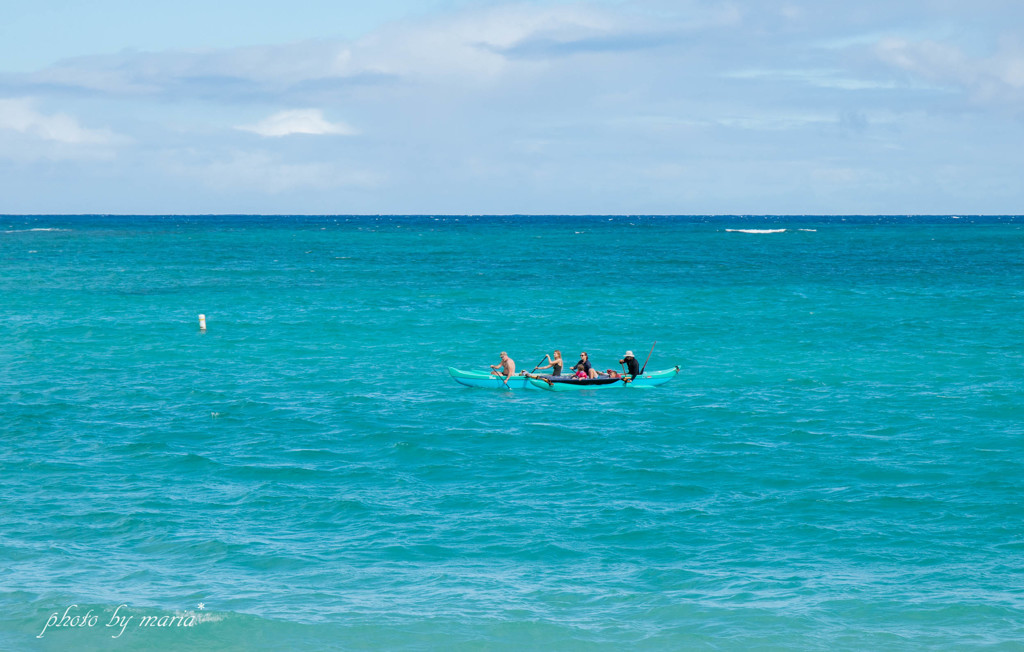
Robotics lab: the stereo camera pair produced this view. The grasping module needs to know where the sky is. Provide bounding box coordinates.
[1,0,1022,214]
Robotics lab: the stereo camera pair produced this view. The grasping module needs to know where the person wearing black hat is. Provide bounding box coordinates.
[619,351,640,380]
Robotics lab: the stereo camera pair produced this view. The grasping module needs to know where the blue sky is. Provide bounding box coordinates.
[1,0,1022,214]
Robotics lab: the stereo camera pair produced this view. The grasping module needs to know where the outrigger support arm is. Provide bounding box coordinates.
[640,341,656,375]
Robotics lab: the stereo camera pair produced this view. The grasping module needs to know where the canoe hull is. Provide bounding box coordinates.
[529,367,680,391]
[448,367,540,390]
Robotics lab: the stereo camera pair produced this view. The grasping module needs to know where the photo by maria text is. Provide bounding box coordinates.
[38,604,199,639]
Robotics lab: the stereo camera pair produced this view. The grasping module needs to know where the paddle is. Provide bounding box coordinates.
[491,369,512,390]
[639,341,657,375]
[530,355,548,373]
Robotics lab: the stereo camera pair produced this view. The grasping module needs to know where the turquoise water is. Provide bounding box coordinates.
[2,215,1023,650]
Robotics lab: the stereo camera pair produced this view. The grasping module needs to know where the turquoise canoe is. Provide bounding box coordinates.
[528,366,680,391]
[449,366,680,390]
[448,367,543,390]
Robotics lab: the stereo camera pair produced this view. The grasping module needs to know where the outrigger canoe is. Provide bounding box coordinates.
[448,366,680,391]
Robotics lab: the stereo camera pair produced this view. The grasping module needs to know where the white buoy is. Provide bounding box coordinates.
[198,314,207,330]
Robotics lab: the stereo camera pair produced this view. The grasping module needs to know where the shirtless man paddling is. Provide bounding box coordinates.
[490,352,516,387]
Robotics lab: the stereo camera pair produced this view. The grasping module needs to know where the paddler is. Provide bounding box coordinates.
[490,352,516,383]
[533,350,563,376]
[573,352,598,379]
[619,351,640,379]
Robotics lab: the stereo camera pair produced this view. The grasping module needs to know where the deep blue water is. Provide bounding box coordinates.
[2,215,1023,650]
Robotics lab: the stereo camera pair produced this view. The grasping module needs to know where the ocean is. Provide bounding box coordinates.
[2,215,1022,650]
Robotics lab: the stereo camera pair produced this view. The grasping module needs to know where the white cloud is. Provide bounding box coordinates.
[875,37,1024,105]
[0,98,121,144]
[726,68,899,90]
[237,109,357,137]
[165,150,378,193]
[342,4,621,80]
[14,3,689,97]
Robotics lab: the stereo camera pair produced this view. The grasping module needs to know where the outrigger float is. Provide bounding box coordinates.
[448,366,680,391]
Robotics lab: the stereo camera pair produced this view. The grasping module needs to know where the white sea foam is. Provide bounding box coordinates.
[179,610,226,624]
[4,228,68,233]
[725,228,786,234]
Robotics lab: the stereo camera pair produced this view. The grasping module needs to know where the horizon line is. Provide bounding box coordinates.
[2,213,1019,218]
